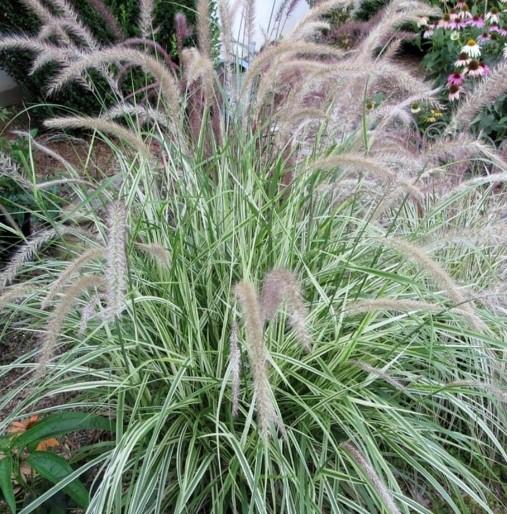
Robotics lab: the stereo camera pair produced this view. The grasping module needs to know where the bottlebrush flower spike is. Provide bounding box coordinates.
[260,268,312,352]
[105,200,128,321]
[234,280,277,438]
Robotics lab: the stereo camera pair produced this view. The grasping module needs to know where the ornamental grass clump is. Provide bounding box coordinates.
[0,1,506,513]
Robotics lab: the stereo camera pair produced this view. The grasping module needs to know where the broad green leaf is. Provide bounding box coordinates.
[0,438,11,451]
[26,452,89,509]
[0,456,16,513]
[13,412,114,450]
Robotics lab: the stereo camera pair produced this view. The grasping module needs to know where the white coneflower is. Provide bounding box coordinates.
[104,201,128,321]
[342,442,402,514]
[455,52,471,67]
[461,38,481,58]
[234,280,277,438]
[485,8,500,24]
[423,25,434,38]
[503,44,507,59]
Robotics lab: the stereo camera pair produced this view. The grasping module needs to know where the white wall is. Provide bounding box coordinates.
[229,0,310,58]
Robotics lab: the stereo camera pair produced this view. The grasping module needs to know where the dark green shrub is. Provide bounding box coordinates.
[0,0,196,119]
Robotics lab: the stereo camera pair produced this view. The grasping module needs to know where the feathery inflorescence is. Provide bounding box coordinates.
[47,47,181,117]
[0,227,87,291]
[352,361,407,391]
[230,319,241,416]
[84,0,124,40]
[451,62,507,130]
[139,0,155,38]
[104,200,128,321]
[136,243,171,267]
[44,117,152,156]
[37,274,104,379]
[42,248,104,309]
[197,0,211,58]
[0,284,36,312]
[342,442,402,514]
[383,238,486,332]
[346,298,469,318]
[234,280,277,437]
[260,268,311,351]
[79,293,102,336]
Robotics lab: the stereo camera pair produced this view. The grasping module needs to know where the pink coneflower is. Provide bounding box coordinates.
[488,23,501,33]
[500,25,507,37]
[447,71,464,86]
[466,59,485,77]
[455,51,472,67]
[448,84,462,101]
[461,38,481,57]
[480,62,490,77]
[485,8,500,24]
[450,10,458,21]
[478,32,491,43]
[468,15,484,28]
[438,13,453,28]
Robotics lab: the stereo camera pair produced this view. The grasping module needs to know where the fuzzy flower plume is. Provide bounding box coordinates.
[342,442,402,514]
[136,242,171,267]
[310,153,423,205]
[451,62,507,130]
[0,284,35,312]
[47,48,181,117]
[139,0,155,38]
[37,274,104,379]
[384,238,486,331]
[260,268,311,351]
[105,201,128,321]
[230,319,241,416]
[84,0,124,40]
[79,294,102,336]
[346,298,470,318]
[44,117,152,156]
[234,280,277,438]
[197,0,211,58]
[42,248,104,309]
[0,227,87,290]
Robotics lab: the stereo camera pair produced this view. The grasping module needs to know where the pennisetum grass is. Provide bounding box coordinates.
[1,1,506,513]
[234,280,277,438]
